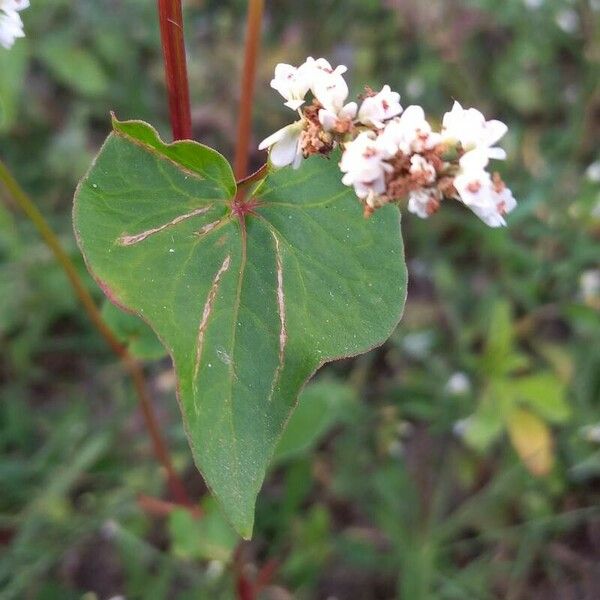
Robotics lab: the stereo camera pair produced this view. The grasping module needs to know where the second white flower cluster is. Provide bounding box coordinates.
[259,57,516,228]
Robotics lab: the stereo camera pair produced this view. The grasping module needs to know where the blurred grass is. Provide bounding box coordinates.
[1,0,600,598]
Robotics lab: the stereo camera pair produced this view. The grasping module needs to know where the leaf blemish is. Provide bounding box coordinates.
[193,254,232,406]
[196,220,221,238]
[118,205,213,246]
[267,232,287,403]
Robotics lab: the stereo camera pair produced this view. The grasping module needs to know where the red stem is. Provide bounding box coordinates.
[157,0,192,141]
[233,0,265,180]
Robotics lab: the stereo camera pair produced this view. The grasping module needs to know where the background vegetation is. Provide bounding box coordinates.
[1,0,599,598]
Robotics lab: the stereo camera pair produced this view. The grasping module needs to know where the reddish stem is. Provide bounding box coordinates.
[138,493,202,518]
[157,0,192,140]
[233,0,265,180]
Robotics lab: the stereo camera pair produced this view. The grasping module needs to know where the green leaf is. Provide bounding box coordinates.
[274,380,356,463]
[511,373,570,423]
[101,301,168,361]
[480,300,515,378]
[73,118,407,537]
[168,499,238,563]
[462,391,505,452]
[38,35,108,96]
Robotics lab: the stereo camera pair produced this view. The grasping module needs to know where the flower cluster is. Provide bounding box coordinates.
[0,0,28,50]
[259,57,516,227]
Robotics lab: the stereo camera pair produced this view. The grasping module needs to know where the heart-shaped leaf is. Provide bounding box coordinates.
[73,118,407,537]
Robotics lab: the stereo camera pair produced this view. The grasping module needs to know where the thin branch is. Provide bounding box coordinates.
[233,0,265,181]
[0,159,192,507]
[157,0,193,140]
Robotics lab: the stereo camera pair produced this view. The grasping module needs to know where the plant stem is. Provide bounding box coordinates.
[0,159,192,507]
[233,0,265,180]
[236,163,268,189]
[157,0,192,141]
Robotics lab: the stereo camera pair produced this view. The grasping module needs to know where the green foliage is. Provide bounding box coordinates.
[2,0,600,597]
[38,34,109,97]
[73,118,407,536]
[463,301,570,472]
[168,499,238,563]
[274,379,357,463]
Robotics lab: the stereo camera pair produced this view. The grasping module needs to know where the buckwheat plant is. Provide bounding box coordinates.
[260,57,516,225]
[0,0,521,545]
[70,52,517,539]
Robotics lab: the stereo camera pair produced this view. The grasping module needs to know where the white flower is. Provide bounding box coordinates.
[445,372,472,395]
[1,0,29,11]
[339,131,392,200]
[454,151,517,227]
[302,56,343,80]
[377,105,440,156]
[258,121,304,169]
[269,55,352,117]
[555,8,579,33]
[585,160,600,182]
[269,62,312,110]
[318,102,357,132]
[408,189,440,219]
[0,0,28,49]
[580,269,600,306]
[312,63,350,115]
[453,417,474,438]
[357,84,403,128]
[523,0,543,9]
[580,424,600,444]
[442,101,507,161]
[409,155,436,184]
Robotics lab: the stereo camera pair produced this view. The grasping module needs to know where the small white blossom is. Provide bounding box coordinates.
[445,372,472,395]
[585,160,600,182]
[402,331,434,358]
[408,189,440,219]
[269,62,312,110]
[581,424,600,444]
[377,105,440,156]
[580,269,600,306]
[358,85,403,128]
[406,76,425,99]
[339,131,392,201]
[442,101,507,161]
[318,101,357,132]
[409,154,436,184]
[555,8,579,33]
[453,416,474,438]
[269,56,340,111]
[258,121,304,169]
[303,56,339,78]
[206,559,226,579]
[0,0,28,49]
[454,151,517,227]
[523,0,544,9]
[312,64,351,115]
